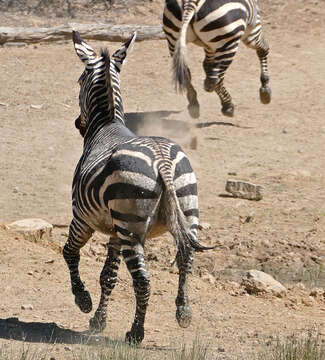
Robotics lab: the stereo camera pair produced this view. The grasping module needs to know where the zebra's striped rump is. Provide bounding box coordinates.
[163,0,271,118]
[63,31,215,344]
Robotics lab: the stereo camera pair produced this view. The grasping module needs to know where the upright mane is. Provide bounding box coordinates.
[100,48,115,118]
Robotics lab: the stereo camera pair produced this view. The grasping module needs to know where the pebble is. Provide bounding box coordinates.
[198,222,211,230]
[21,304,33,310]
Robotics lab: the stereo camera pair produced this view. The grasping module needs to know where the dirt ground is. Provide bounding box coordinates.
[0,1,325,359]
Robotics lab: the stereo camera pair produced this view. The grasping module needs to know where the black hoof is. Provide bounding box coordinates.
[260,86,271,104]
[188,103,200,119]
[75,290,92,313]
[89,314,106,333]
[204,79,215,93]
[221,103,234,117]
[125,325,144,344]
[176,305,192,328]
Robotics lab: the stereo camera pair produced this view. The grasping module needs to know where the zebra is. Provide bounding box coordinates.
[163,0,271,118]
[63,30,215,344]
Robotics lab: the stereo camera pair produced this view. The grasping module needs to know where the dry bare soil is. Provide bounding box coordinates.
[0,1,325,359]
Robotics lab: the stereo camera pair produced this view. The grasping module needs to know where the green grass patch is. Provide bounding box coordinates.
[259,331,325,360]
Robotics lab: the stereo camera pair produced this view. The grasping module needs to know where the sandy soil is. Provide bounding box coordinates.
[0,1,325,359]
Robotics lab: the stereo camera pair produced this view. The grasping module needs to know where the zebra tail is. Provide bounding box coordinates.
[159,167,216,257]
[172,5,196,93]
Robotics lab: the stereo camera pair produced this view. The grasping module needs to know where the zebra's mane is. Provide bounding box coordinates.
[100,48,120,124]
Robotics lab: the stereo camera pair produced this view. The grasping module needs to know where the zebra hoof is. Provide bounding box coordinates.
[176,305,192,328]
[89,314,106,333]
[204,78,215,93]
[221,103,234,117]
[187,103,200,119]
[260,86,271,104]
[125,324,144,344]
[75,290,92,313]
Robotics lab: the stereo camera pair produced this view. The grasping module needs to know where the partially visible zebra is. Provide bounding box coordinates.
[63,30,215,344]
[163,0,271,118]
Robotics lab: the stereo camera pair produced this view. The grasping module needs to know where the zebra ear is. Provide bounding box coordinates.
[72,30,97,63]
[112,32,137,69]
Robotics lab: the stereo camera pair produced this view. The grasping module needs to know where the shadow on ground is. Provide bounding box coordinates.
[0,317,109,345]
[0,317,175,352]
[196,121,253,129]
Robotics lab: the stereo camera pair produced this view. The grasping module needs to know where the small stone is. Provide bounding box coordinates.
[302,296,314,307]
[45,259,55,264]
[30,104,43,110]
[225,179,263,201]
[21,304,33,310]
[242,270,286,296]
[6,218,53,242]
[198,222,211,230]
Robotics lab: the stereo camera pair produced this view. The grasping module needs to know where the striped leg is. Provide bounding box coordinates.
[243,28,271,104]
[185,70,200,119]
[122,241,150,344]
[166,36,200,118]
[203,48,236,117]
[63,218,94,313]
[89,237,121,333]
[175,247,194,328]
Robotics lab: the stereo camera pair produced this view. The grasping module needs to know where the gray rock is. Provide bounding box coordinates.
[242,270,286,296]
[225,179,263,201]
[21,304,34,310]
[6,218,53,241]
[198,222,211,230]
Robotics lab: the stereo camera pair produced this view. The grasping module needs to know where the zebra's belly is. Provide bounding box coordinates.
[147,221,168,239]
[86,211,115,236]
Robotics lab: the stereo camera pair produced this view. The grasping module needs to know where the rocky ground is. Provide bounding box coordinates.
[0,0,325,359]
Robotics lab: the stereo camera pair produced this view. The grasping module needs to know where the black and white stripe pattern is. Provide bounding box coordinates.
[63,31,215,344]
[163,0,271,118]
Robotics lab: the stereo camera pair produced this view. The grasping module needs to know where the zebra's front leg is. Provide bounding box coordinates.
[89,237,121,333]
[122,242,150,344]
[203,55,234,117]
[257,40,271,104]
[186,69,200,119]
[175,248,194,328]
[63,219,94,313]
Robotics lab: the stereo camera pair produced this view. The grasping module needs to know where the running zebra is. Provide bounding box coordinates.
[63,31,215,344]
[163,0,271,118]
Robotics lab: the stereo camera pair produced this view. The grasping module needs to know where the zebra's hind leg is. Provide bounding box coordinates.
[186,69,200,119]
[175,248,194,328]
[257,41,271,104]
[89,237,121,333]
[122,242,150,344]
[243,31,271,104]
[203,50,235,117]
[63,219,94,314]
